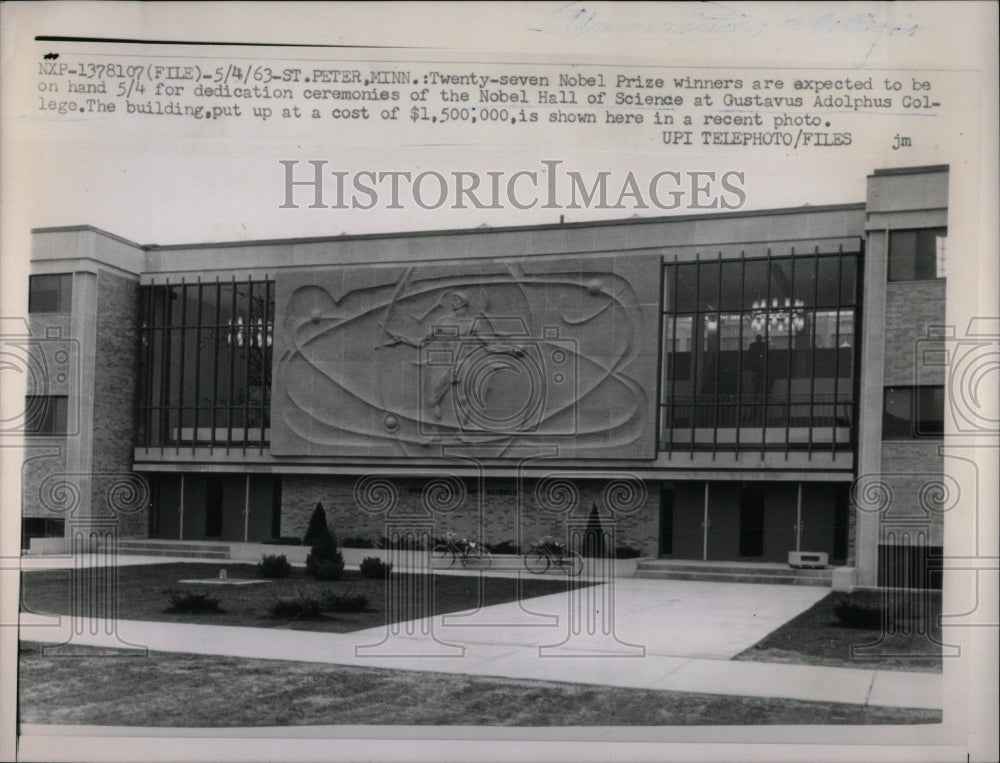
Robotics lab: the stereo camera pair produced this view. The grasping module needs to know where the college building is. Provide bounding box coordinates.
[20,165,951,589]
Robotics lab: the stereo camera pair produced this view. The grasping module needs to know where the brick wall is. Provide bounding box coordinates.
[91,270,147,537]
[879,278,945,549]
[879,442,945,546]
[282,474,659,555]
[884,280,946,386]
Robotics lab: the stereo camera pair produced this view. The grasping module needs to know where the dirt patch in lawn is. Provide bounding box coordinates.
[20,563,583,633]
[18,643,941,727]
[736,591,944,672]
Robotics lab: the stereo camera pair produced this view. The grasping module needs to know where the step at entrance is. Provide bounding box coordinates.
[636,559,833,586]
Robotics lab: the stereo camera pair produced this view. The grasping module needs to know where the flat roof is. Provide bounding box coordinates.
[32,202,867,253]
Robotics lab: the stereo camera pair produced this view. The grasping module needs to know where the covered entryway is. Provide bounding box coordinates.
[149,473,281,542]
[659,480,848,564]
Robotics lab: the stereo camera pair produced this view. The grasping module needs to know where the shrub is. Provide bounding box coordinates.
[259,553,292,578]
[306,537,345,581]
[264,537,302,546]
[359,556,392,578]
[324,590,369,613]
[486,539,520,555]
[270,591,324,619]
[832,594,887,629]
[614,545,642,559]
[582,502,609,557]
[303,502,331,544]
[164,589,223,614]
[341,536,375,549]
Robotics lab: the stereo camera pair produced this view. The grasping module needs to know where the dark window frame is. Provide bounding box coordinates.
[23,395,69,435]
[882,385,945,440]
[28,273,73,313]
[887,228,947,282]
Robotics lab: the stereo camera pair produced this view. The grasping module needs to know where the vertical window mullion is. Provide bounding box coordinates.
[712,253,722,458]
[669,257,679,455]
[689,261,701,456]
[143,285,155,450]
[761,249,771,457]
[832,246,843,454]
[210,279,221,452]
[735,252,745,456]
[161,279,172,449]
[193,278,203,453]
[260,278,271,453]
[243,275,253,454]
[785,250,795,457]
[808,248,820,457]
[176,279,187,455]
[227,276,237,454]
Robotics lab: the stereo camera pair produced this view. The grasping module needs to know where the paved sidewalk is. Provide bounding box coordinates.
[19,557,942,711]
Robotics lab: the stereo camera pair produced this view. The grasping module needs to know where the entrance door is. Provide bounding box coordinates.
[205,477,224,538]
[739,486,765,558]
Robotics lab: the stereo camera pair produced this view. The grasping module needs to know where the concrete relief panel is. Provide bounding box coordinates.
[271,254,660,458]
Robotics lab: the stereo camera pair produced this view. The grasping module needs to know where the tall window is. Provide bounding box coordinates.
[28,274,73,313]
[138,277,274,449]
[661,250,859,452]
[883,386,944,439]
[888,228,946,281]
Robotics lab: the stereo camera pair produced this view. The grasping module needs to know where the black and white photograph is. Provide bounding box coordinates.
[1,3,997,761]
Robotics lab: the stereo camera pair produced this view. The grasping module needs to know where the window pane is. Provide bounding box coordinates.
[720,261,742,310]
[883,387,913,439]
[742,259,768,309]
[769,258,793,304]
[916,386,945,437]
[816,257,840,306]
[698,261,721,311]
[840,255,858,305]
[28,274,72,313]
[24,395,68,434]
[793,257,817,308]
[889,228,946,281]
[675,264,698,312]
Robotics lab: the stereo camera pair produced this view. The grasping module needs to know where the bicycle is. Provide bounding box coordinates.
[431,532,493,570]
[523,538,584,577]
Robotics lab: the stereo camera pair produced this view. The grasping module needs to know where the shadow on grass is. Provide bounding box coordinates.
[21,563,586,634]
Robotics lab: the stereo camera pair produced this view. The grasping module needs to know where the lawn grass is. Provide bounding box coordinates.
[736,591,944,672]
[20,563,580,634]
[17,643,941,727]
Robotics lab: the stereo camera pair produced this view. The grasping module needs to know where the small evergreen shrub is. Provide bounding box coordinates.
[306,537,345,581]
[303,502,332,544]
[359,556,392,578]
[341,536,375,548]
[164,589,223,614]
[259,553,292,578]
[324,590,369,613]
[270,591,324,619]
[614,545,642,559]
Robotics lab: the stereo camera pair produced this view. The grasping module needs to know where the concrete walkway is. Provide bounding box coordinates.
[18,556,942,710]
